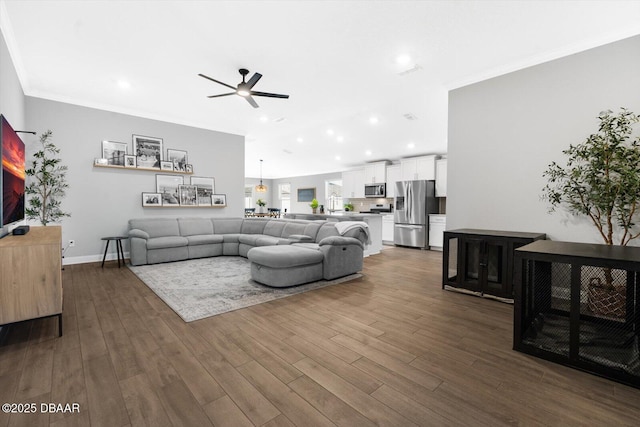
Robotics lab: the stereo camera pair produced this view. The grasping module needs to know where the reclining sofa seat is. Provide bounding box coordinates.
[128,217,366,286]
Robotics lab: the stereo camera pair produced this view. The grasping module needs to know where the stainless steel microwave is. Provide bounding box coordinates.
[364,183,386,198]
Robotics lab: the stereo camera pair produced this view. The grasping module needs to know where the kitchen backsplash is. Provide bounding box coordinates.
[345,197,446,214]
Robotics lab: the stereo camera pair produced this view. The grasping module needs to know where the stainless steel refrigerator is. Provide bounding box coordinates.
[394,180,437,248]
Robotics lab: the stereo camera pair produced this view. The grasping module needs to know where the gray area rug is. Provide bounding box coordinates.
[128,256,361,322]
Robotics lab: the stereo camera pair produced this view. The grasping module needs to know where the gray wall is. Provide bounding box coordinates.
[272,172,342,214]
[448,35,640,244]
[0,28,26,238]
[26,97,244,263]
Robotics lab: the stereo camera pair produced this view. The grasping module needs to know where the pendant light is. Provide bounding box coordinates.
[255,159,267,192]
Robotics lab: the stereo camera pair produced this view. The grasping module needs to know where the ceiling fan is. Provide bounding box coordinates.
[198,68,289,108]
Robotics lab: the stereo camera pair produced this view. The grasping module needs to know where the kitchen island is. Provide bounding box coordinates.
[284,212,383,256]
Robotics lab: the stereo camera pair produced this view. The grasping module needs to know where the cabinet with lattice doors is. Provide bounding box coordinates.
[513,240,640,389]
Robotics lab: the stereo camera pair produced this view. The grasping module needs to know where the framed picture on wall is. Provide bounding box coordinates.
[185,164,193,173]
[156,174,183,205]
[124,155,136,168]
[160,161,173,171]
[178,184,198,206]
[102,140,127,166]
[212,194,227,206]
[167,149,188,172]
[297,187,316,202]
[142,192,162,207]
[133,134,163,169]
[190,176,214,206]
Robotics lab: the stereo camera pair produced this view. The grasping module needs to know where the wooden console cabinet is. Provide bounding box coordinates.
[442,229,546,300]
[0,226,63,336]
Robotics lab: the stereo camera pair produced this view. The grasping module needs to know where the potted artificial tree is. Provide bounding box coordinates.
[310,198,319,214]
[256,198,266,213]
[542,108,640,318]
[25,130,70,225]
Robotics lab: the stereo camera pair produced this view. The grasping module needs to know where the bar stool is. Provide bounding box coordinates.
[101,236,127,268]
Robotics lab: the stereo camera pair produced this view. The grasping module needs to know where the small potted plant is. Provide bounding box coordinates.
[256,198,267,213]
[310,198,319,214]
[344,203,354,212]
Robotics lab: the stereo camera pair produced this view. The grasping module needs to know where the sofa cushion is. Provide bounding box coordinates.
[129,218,180,238]
[281,222,308,238]
[315,223,339,242]
[179,218,213,236]
[221,233,241,243]
[248,245,323,268]
[147,236,188,249]
[255,236,287,246]
[263,220,287,237]
[241,219,268,234]
[238,234,261,245]
[187,234,223,246]
[213,218,243,234]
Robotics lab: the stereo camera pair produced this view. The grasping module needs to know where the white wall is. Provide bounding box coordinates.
[448,35,640,244]
[25,97,245,263]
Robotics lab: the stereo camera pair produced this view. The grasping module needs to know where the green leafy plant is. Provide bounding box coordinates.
[344,203,354,212]
[256,198,267,207]
[310,198,319,209]
[542,108,640,246]
[25,130,70,225]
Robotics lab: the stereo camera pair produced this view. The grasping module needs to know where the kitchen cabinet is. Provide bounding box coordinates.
[363,161,388,184]
[0,226,63,336]
[428,214,446,250]
[386,165,401,198]
[435,158,447,197]
[342,168,364,198]
[442,229,545,300]
[401,155,437,181]
[382,214,394,243]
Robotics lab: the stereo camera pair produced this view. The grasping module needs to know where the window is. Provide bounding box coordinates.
[244,186,253,208]
[325,179,343,211]
[279,183,291,213]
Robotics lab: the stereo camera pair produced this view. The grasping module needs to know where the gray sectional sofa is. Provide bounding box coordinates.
[128,217,367,287]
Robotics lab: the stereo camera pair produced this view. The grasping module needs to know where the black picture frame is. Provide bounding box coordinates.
[297,187,316,202]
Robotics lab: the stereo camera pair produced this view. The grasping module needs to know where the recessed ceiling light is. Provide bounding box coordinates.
[259,116,268,123]
[335,155,341,161]
[117,79,130,89]
[396,55,411,66]
[365,150,372,156]
[369,116,379,124]
[326,129,334,136]
[336,136,344,143]
[296,137,303,143]
[407,142,415,149]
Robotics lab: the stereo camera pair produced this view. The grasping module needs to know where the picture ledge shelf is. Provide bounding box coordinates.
[93,163,193,175]
[144,205,225,208]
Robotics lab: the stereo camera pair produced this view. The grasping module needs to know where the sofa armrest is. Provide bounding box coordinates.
[318,235,364,249]
[129,229,150,239]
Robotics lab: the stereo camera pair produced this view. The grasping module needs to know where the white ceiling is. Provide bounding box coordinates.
[2,1,640,179]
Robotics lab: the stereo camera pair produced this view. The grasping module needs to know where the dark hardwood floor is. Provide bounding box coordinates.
[1,247,639,426]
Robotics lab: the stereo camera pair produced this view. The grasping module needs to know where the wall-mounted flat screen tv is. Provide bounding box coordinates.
[1,114,26,228]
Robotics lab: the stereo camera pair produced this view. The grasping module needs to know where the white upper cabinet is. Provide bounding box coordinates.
[342,168,365,198]
[385,165,401,198]
[363,161,388,184]
[400,155,437,181]
[435,158,447,197]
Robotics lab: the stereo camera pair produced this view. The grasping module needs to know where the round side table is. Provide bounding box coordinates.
[101,236,127,268]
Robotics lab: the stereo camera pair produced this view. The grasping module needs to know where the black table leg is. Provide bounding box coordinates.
[117,238,124,268]
[101,239,110,268]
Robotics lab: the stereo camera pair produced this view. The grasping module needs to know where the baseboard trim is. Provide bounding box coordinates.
[63,252,130,266]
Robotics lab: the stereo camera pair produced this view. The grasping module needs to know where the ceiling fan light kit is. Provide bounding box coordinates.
[199,68,289,108]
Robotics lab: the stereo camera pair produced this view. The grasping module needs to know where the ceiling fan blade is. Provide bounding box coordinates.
[246,72,262,89]
[251,91,289,99]
[198,73,236,90]
[245,96,259,108]
[207,93,236,98]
